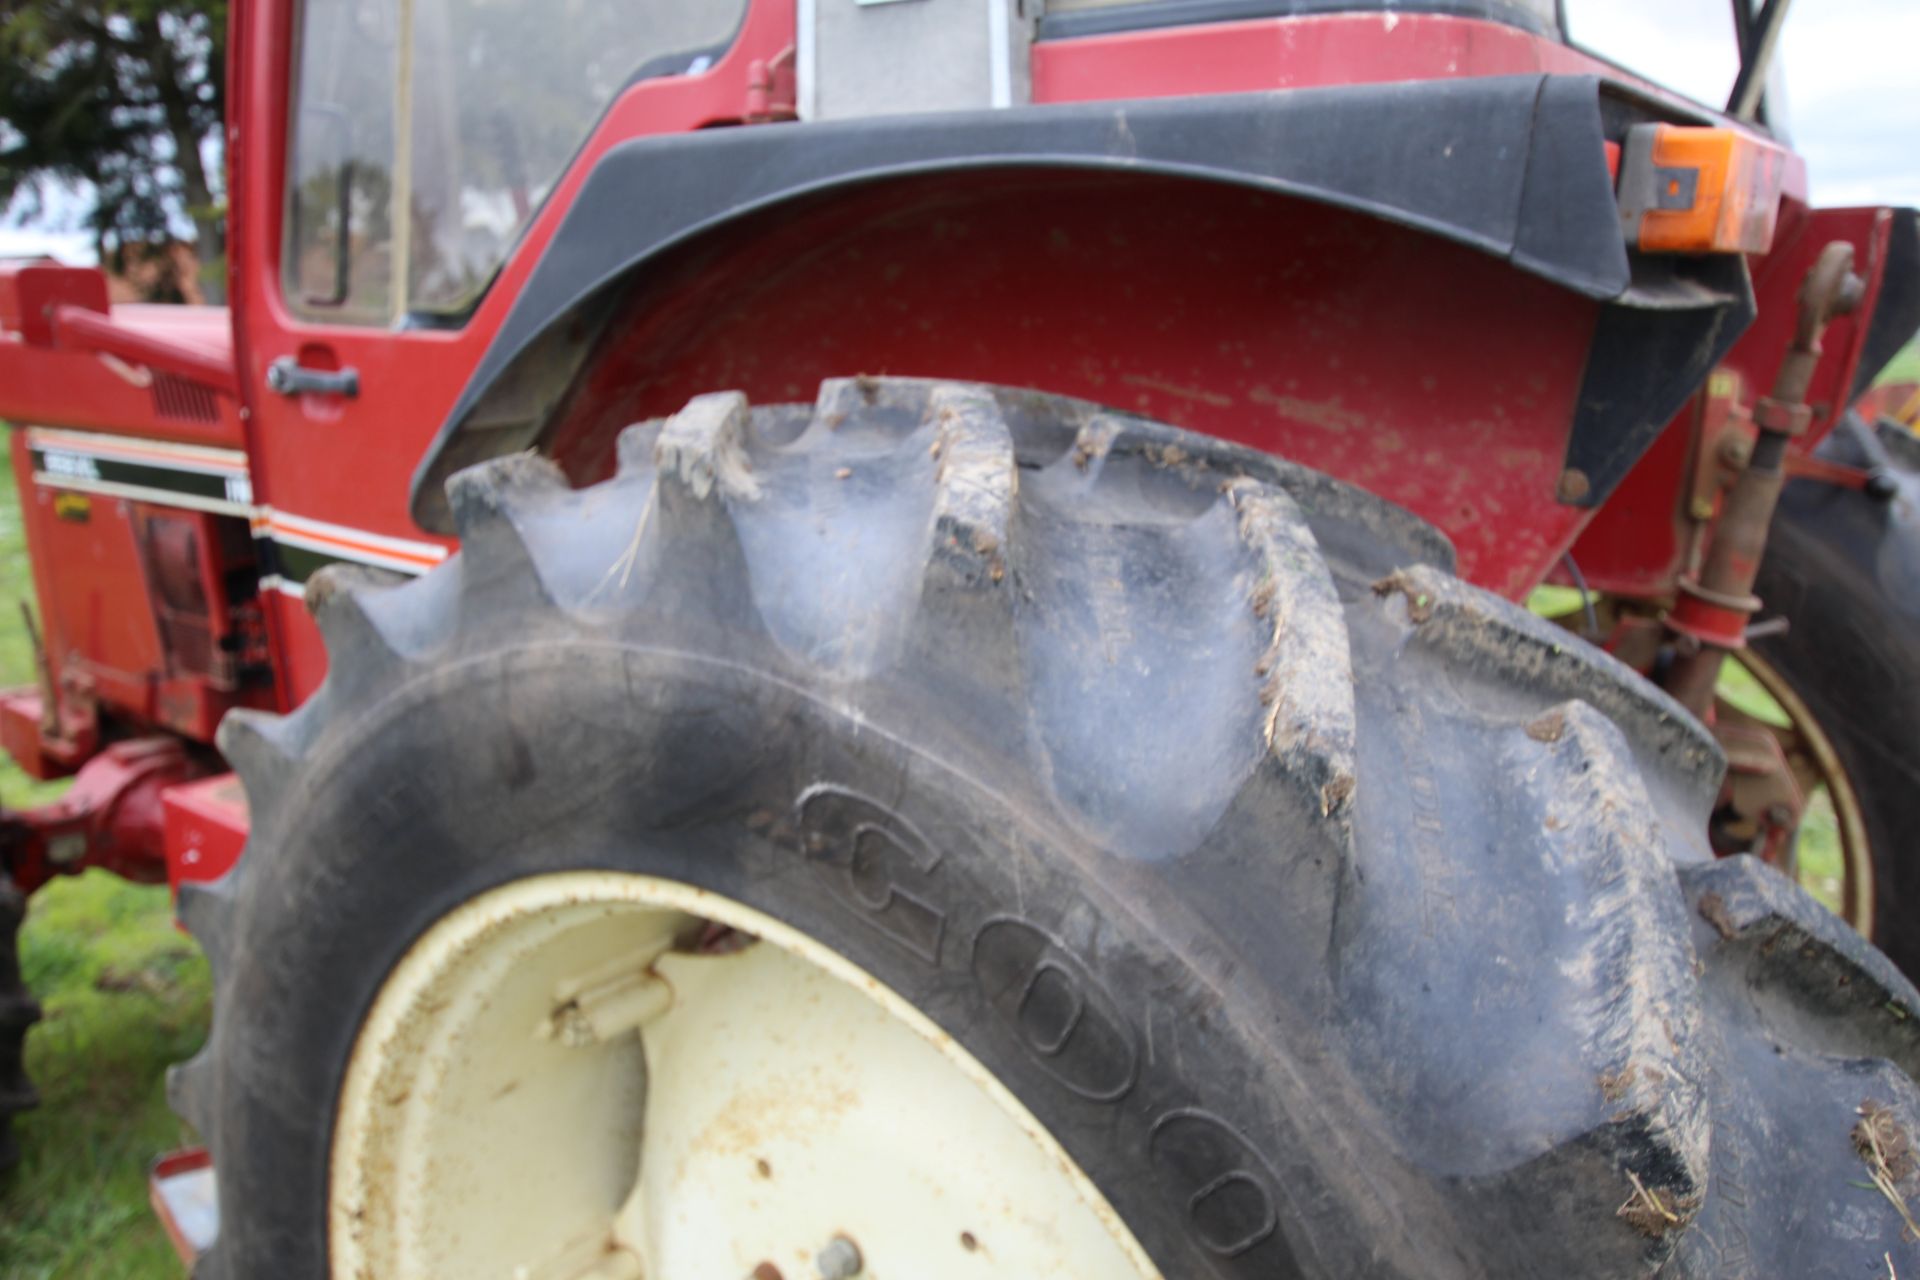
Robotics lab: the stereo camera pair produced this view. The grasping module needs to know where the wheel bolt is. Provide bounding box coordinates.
[816,1234,863,1279]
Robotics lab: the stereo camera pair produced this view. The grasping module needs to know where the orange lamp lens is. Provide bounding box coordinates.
[1624,124,1788,255]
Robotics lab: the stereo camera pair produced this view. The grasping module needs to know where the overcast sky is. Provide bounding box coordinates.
[4,2,1916,263]
[1569,0,1920,205]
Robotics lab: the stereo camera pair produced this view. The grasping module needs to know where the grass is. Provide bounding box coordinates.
[0,442,209,1277]
[1,873,209,1278]
[1881,336,1920,387]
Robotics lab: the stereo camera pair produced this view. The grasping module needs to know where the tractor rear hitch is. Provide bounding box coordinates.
[1663,240,1866,719]
[0,738,200,895]
[1783,449,1899,499]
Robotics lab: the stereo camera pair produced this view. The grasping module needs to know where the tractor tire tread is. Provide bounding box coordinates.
[179,379,1920,1278]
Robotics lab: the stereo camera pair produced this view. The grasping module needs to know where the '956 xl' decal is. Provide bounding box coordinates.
[27,425,252,515]
[23,425,449,598]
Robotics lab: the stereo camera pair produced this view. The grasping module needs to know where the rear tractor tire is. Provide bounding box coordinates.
[175,379,1920,1278]
[1751,411,1920,977]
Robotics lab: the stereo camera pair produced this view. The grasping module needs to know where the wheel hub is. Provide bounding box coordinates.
[330,873,1159,1279]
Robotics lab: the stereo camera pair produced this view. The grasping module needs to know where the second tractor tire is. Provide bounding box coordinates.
[0,873,37,1174]
[1753,412,1920,978]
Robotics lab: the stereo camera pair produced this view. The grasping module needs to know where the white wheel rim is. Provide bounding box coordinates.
[330,872,1161,1280]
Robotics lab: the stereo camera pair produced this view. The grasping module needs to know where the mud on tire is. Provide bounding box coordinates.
[174,380,1920,1278]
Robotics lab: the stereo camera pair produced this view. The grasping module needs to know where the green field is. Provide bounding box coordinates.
[1884,335,1920,385]
[0,445,209,1279]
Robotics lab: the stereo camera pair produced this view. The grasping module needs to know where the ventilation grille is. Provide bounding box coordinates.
[151,372,220,424]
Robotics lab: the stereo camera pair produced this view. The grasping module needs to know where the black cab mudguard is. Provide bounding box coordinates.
[412,74,1751,531]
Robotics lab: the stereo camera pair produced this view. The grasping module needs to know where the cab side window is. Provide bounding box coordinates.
[283,0,748,326]
[284,0,402,324]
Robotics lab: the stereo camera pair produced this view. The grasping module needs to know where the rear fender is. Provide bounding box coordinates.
[416,75,1753,595]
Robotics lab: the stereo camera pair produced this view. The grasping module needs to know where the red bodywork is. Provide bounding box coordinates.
[1570,203,1897,596]
[0,2,1907,900]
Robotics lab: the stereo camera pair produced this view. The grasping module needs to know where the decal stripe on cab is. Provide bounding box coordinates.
[22,426,450,595]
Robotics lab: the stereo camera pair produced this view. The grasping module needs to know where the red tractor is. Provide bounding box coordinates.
[4,0,1920,1275]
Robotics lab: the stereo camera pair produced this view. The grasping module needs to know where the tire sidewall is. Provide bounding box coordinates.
[209,640,1312,1280]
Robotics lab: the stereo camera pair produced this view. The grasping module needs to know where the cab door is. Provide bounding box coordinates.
[232,0,771,699]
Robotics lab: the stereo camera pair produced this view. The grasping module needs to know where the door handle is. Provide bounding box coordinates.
[267,356,360,398]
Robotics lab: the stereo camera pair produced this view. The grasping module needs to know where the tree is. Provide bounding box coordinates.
[0,1,227,294]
